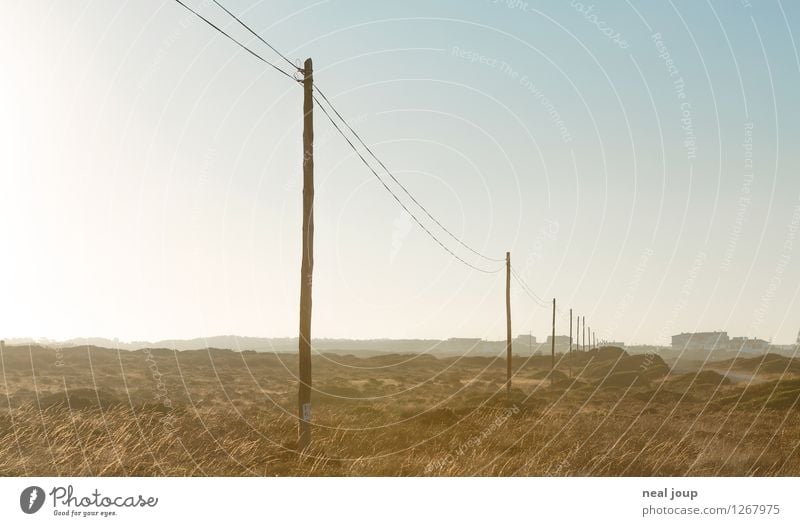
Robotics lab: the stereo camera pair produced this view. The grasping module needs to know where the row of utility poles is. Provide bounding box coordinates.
[503,253,601,395]
[294,57,601,449]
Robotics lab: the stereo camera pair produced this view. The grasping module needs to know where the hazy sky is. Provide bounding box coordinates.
[1,0,799,345]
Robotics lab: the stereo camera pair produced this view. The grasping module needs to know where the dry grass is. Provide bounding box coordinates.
[1,345,799,476]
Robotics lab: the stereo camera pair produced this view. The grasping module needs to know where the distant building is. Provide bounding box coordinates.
[672,332,772,353]
[671,332,730,351]
[602,341,626,348]
[445,338,483,352]
[514,334,536,348]
[546,335,571,346]
[729,337,769,354]
[447,338,482,345]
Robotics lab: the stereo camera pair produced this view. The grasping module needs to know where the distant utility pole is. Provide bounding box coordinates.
[593,331,596,349]
[551,298,556,384]
[506,252,512,397]
[582,316,586,352]
[569,308,573,378]
[297,57,314,451]
[569,308,573,355]
[576,314,580,354]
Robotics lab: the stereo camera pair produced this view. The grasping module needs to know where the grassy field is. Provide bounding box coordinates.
[1,345,799,476]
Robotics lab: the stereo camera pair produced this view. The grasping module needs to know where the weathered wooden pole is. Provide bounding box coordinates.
[569,308,573,378]
[551,298,556,384]
[582,316,586,352]
[505,252,512,397]
[569,308,573,355]
[297,57,314,451]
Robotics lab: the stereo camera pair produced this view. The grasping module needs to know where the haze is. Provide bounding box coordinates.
[1,0,799,345]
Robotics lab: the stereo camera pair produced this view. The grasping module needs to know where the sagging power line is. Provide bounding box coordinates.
[174,0,297,81]
[174,0,503,273]
[312,85,504,264]
[313,94,504,274]
[170,0,592,448]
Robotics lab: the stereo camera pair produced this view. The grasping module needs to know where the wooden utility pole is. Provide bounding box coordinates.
[582,316,586,352]
[569,308,573,377]
[550,298,556,384]
[576,314,580,353]
[505,252,512,397]
[297,57,314,451]
[569,308,573,355]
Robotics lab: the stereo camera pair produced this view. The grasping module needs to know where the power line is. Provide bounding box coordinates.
[212,0,300,73]
[173,0,297,82]
[174,0,504,273]
[510,268,550,308]
[313,85,504,264]
[510,266,549,306]
[509,266,572,319]
[314,93,503,274]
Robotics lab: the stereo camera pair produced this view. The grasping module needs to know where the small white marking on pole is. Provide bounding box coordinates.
[302,402,312,422]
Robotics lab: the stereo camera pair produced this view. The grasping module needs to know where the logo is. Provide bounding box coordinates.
[20,486,45,514]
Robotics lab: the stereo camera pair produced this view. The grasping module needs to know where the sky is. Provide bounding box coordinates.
[1,0,799,345]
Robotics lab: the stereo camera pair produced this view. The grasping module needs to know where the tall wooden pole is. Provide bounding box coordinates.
[569,308,573,377]
[569,308,573,355]
[550,298,556,384]
[576,314,580,353]
[582,316,586,352]
[297,57,314,451]
[505,252,512,397]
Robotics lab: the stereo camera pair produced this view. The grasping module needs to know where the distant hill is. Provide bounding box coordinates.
[1,336,537,357]
[703,353,800,375]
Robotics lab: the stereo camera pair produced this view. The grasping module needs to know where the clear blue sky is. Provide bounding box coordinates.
[1,0,799,345]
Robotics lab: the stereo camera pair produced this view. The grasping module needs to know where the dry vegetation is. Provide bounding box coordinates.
[1,344,799,476]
